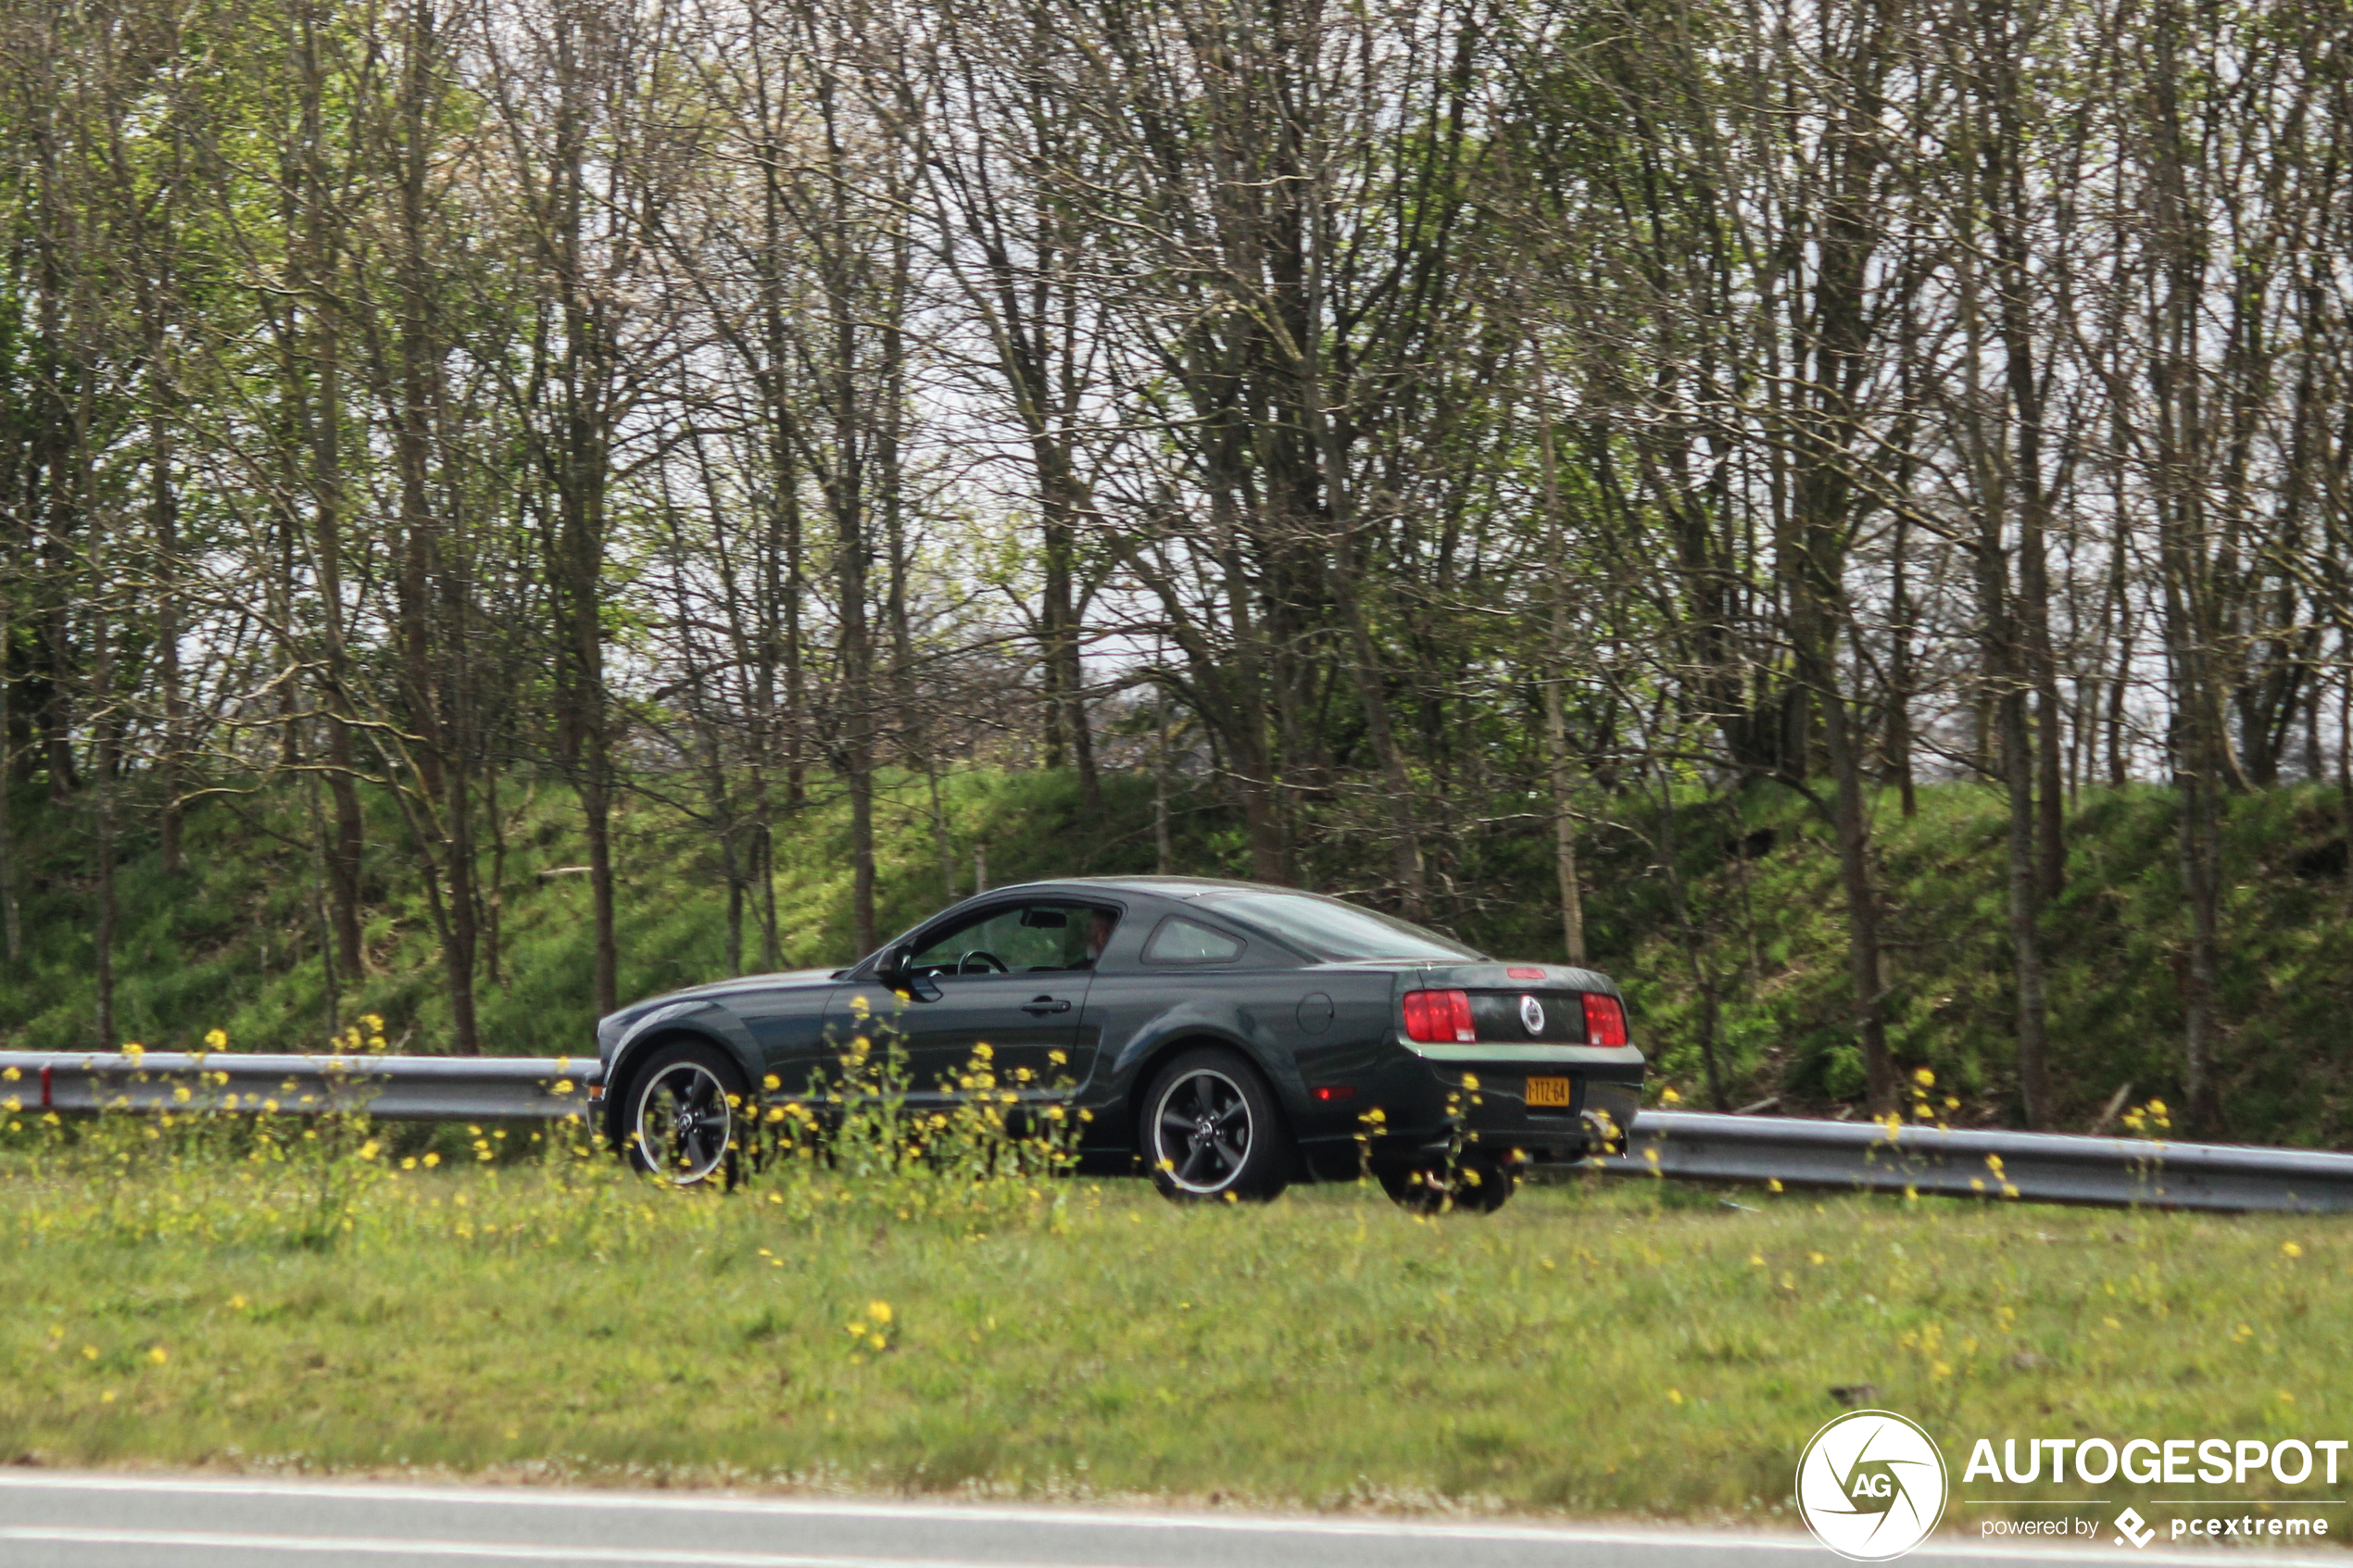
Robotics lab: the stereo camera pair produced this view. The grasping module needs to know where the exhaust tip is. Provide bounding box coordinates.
[1580,1108,1629,1158]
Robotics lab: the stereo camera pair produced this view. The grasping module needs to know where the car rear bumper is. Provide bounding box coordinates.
[1296,1043,1643,1175]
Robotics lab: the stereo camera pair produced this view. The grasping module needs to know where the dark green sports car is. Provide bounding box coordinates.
[590,877,1643,1211]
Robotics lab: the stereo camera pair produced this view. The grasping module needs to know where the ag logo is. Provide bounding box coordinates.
[2113,1507,2155,1549]
[1795,1410,1948,1561]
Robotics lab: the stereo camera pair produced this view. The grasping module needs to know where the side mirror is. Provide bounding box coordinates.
[876,944,912,986]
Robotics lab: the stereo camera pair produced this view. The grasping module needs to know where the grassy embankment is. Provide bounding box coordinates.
[0,769,1209,1059]
[1597,782,2353,1148]
[0,1115,2342,1525]
[8,765,2353,1140]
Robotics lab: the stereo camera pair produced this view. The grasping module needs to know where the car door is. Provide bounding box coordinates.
[842,898,1114,1105]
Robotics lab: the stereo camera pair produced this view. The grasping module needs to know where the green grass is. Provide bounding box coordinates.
[0,1138,2343,1529]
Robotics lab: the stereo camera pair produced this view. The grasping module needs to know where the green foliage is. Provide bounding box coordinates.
[0,768,1235,1057]
[1605,782,2353,1147]
[7,767,2348,1148]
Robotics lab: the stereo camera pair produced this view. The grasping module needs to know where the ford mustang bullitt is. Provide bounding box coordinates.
[590,877,1643,1211]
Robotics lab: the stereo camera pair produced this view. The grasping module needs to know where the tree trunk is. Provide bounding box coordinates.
[1886,512,1919,820]
[1324,538,1428,914]
[443,767,482,1054]
[1153,684,1174,876]
[93,637,116,1048]
[0,592,21,963]
[548,0,618,1017]
[317,354,368,985]
[294,2,366,988]
[1957,64,2053,1128]
[838,433,877,952]
[1543,677,1587,967]
[152,369,184,876]
[2001,683,2054,1124]
[1038,486,1101,805]
[1210,478,1287,883]
[2148,0,2222,1134]
[1652,762,1725,1109]
[1823,681,1895,1116]
[1529,359,1585,962]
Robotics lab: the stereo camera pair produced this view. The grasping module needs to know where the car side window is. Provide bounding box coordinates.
[1142,915,1247,966]
[909,903,1117,976]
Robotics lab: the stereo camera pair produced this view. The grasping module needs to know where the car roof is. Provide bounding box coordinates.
[986,875,1300,900]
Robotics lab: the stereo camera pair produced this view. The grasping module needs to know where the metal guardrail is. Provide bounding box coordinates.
[10,1049,2353,1212]
[0,1050,594,1122]
[1603,1109,2353,1213]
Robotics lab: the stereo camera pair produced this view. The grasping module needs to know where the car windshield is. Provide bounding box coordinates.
[1203,892,1483,961]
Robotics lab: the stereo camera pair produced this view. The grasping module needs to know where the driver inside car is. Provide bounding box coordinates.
[908,902,1115,977]
[1076,908,1116,970]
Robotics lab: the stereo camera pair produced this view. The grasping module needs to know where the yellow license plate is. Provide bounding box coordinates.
[1526,1075,1572,1109]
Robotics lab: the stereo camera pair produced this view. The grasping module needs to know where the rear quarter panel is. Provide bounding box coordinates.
[1080,963,1358,1148]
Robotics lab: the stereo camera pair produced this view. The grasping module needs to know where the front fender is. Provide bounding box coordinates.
[606,1000,762,1103]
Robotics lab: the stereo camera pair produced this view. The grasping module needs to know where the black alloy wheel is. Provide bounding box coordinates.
[624,1039,747,1186]
[1378,1155,1516,1215]
[1141,1047,1290,1202]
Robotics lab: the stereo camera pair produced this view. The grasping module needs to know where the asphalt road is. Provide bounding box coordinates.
[0,1473,2331,1568]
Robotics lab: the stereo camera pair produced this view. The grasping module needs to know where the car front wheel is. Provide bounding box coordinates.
[1141,1047,1290,1202]
[623,1040,746,1186]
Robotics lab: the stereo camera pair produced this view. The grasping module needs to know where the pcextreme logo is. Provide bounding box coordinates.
[1795,1410,1950,1561]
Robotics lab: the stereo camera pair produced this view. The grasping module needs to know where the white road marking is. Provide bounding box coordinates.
[0,1474,1813,1549]
[0,1474,2339,1565]
[0,1528,1079,1565]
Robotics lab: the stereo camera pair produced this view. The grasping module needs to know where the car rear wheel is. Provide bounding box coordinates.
[1378,1156,1516,1214]
[623,1040,746,1186]
[1141,1047,1290,1202]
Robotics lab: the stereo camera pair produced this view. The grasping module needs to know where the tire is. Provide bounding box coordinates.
[1378,1156,1516,1215]
[622,1039,748,1186]
[1139,1047,1290,1202]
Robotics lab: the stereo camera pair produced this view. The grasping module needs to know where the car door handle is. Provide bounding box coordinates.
[1022,997,1072,1014]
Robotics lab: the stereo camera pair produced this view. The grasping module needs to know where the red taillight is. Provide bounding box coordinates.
[1403,988,1476,1044]
[1506,966,1545,980]
[1583,993,1629,1047]
[1312,1085,1356,1102]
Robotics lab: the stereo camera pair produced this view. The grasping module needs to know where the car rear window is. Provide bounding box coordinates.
[1142,916,1247,966]
[1202,892,1483,962]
